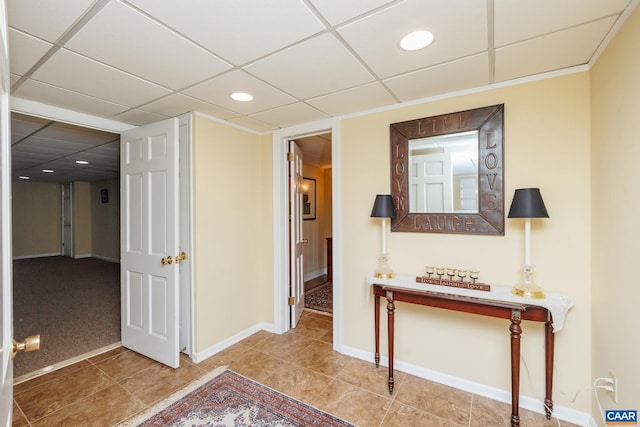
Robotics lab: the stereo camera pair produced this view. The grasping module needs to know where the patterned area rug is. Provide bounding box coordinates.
[304,282,333,313]
[121,367,353,426]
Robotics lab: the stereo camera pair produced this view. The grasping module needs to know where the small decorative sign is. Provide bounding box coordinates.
[416,276,491,292]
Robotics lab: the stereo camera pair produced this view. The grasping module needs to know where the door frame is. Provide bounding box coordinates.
[272,118,341,349]
[61,182,73,257]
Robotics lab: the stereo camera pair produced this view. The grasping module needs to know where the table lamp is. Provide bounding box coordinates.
[507,188,549,298]
[371,194,396,279]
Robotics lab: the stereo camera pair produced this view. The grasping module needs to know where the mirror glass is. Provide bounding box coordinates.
[409,130,478,213]
[390,104,504,235]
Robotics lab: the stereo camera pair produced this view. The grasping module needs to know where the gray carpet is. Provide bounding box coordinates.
[12,256,120,377]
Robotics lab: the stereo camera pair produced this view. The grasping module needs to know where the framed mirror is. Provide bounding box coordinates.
[390,104,504,235]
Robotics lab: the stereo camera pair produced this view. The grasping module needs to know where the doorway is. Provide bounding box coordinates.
[272,118,342,348]
[10,112,194,378]
[292,133,333,318]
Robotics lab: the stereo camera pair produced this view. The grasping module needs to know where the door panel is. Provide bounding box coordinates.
[121,118,179,368]
[289,141,304,328]
[0,0,12,421]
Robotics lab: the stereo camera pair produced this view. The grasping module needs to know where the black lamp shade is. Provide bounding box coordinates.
[371,194,396,218]
[508,188,549,218]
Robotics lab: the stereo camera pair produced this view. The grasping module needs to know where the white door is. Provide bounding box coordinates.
[0,0,12,422]
[410,153,453,212]
[121,118,180,368]
[289,141,304,328]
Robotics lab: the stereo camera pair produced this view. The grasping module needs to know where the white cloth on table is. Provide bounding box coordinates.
[366,272,574,332]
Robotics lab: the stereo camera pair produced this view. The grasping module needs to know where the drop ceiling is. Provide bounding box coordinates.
[7,0,639,182]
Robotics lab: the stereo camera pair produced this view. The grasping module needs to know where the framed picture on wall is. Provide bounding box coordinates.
[101,189,109,203]
[302,177,316,220]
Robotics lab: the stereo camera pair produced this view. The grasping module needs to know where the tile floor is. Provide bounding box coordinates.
[12,311,579,427]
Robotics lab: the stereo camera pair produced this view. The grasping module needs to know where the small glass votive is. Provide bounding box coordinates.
[469,271,479,283]
[458,270,467,282]
[425,266,434,277]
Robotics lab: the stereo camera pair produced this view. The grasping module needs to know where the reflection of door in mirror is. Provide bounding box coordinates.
[409,131,478,213]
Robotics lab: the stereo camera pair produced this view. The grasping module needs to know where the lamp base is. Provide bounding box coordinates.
[374,270,395,279]
[512,284,545,299]
[374,254,395,279]
[512,265,545,299]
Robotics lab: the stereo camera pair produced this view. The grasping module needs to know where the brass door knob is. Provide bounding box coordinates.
[12,334,40,359]
[161,256,173,265]
[175,252,188,263]
[301,239,309,243]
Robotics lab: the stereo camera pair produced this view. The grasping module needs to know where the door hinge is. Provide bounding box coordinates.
[288,296,295,305]
[287,152,294,161]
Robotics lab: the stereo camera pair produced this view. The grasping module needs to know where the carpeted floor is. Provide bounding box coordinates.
[12,256,121,377]
[304,281,332,313]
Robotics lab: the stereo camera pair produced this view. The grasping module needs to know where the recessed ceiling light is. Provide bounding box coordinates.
[400,30,434,51]
[76,160,89,165]
[42,169,54,173]
[230,92,253,102]
[19,176,30,180]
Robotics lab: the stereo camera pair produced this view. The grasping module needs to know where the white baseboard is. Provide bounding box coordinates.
[304,268,327,282]
[73,253,92,259]
[339,344,593,427]
[13,252,61,260]
[92,254,120,263]
[191,322,274,364]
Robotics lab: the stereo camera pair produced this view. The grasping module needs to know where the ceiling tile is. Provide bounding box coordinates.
[31,49,171,107]
[18,137,93,154]
[126,0,325,65]
[338,0,487,78]
[250,102,329,129]
[245,33,374,99]
[8,29,52,75]
[7,0,95,42]
[66,1,231,90]
[495,17,617,82]
[494,0,630,47]
[11,113,51,141]
[41,121,118,146]
[140,94,238,120]
[184,70,296,115]
[308,0,395,25]
[384,53,490,102]
[307,82,397,116]
[12,79,131,118]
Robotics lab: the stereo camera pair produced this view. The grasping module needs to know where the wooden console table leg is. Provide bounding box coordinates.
[386,290,395,394]
[374,293,380,368]
[544,320,554,419]
[510,310,522,427]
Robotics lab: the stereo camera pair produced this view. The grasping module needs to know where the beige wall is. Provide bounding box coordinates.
[340,74,592,412]
[91,179,120,261]
[11,180,61,257]
[73,181,92,256]
[324,168,332,240]
[302,164,327,278]
[591,5,640,419]
[192,115,267,352]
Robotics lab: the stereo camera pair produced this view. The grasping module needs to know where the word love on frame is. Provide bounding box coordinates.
[390,104,505,235]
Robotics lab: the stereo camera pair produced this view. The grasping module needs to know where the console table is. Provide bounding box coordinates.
[368,273,573,427]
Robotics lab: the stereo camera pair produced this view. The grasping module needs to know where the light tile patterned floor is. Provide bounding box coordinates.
[12,311,579,426]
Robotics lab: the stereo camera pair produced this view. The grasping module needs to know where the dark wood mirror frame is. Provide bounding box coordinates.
[390,104,504,235]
